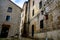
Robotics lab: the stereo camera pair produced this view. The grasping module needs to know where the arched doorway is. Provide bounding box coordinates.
[32,25,34,37]
[0,24,10,38]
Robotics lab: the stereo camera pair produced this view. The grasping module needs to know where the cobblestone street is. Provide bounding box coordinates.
[20,37,48,40]
[0,37,35,40]
[19,37,45,40]
[20,37,32,40]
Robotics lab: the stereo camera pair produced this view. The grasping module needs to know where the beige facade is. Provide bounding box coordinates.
[0,0,21,38]
[20,1,29,37]
[29,0,42,35]
[28,0,60,40]
[20,3,26,36]
[17,0,60,40]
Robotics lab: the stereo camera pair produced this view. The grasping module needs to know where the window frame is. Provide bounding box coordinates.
[7,7,12,12]
[32,10,34,16]
[39,1,42,9]
[33,1,34,6]
[6,16,10,21]
[40,20,44,29]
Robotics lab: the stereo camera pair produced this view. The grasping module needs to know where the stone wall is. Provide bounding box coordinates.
[0,0,21,37]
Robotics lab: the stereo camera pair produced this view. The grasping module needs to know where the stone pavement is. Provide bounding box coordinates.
[20,37,53,40]
[20,37,32,40]
[19,37,54,40]
[19,37,45,40]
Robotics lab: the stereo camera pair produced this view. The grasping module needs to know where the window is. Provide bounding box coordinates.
[40,20,44,29]
[33,1,34,6]
[41,10,44,15]
[39,1,42,9]
[7,7,12,12]
[6,16,10,21]
[32,10,34,16]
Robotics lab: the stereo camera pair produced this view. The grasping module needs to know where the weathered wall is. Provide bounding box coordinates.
[29,0,60,40]
[0,0,21,37]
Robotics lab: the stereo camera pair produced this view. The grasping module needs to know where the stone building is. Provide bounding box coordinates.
[28,0,60,40]
[43,0,60,40]
[44,0,60,31]
[0,0,22,38]
[20,1,29,37]
[18,0,60,40]
[28,0,43,37]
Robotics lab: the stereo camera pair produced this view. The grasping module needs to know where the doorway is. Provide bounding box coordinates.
[0,24,10,38]
[32,25,34,37]
[40,20,44,29]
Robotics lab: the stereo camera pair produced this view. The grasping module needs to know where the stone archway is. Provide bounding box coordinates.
[0,24,10,38]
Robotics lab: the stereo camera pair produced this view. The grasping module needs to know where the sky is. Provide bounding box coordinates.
[11,0,28,8]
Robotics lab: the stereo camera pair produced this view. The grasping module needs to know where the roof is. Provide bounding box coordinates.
[9,0,22,10]
[23,1,28,8]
